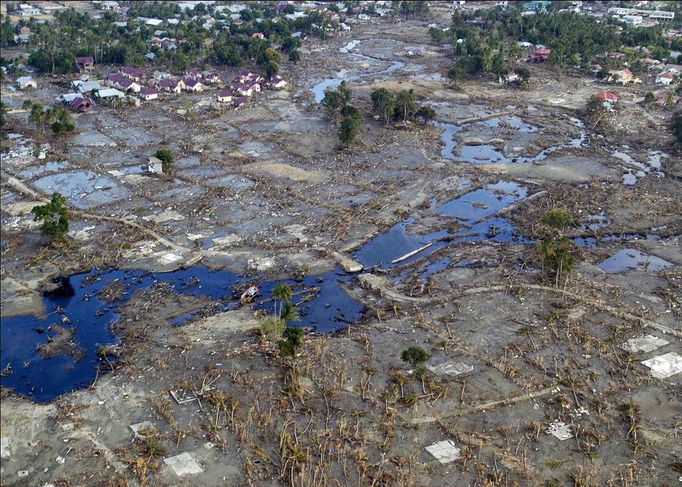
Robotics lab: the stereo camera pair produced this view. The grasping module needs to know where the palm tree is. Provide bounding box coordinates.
[272,283,293,320]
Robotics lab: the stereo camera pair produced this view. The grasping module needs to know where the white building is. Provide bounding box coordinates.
[17,76,37,89]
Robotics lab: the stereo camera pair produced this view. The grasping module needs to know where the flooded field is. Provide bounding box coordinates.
[1,8,680,487]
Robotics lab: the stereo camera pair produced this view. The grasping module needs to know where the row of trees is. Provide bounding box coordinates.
[370,88,435,124]
[22,100,76,135]
[2,5,323,75]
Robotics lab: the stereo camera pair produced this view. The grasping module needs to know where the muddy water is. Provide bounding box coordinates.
[1,266,364,402]
[354,181,531,268]
[436,117,585,164]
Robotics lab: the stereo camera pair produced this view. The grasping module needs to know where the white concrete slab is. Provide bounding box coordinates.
[641,352,682,379]
[427,361,474,377]
[546,421,573,441]
[621,335,669,354]
[163,452,203,476]
[425,440,461,464]
[0,436,9,460]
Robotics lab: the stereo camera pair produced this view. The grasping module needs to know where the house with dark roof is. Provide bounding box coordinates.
[120,66,145,81]
[233,96,247,108]
[185,68,203,79]
[217,89,234,103]
[69,96,94,113]
[75,56,94,71]
[183,78,204,92]
[268,74,287,89]
[159,78,183,93]
[139,88,159,100]
[107,73,141,92]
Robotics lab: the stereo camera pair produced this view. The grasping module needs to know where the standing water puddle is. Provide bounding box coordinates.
[1,266,364,402]
[597,249,673,273]
[435,117,585,163]
[353,181,530,268]
[311,44,405,102]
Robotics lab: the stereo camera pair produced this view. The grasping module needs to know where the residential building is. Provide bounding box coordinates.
[217,90,234,103]
[75,56,95,71]
[96,88,125,100]
[68,97,94,113]
[656,71,675,85]
[107,74,141,92]
[159,79,183,93]
[120,66,145,81]
[183,78,204,91]
[17,76,37,90]
[139,88,159,100]
[531,47,551,63]
[268,74,287,89]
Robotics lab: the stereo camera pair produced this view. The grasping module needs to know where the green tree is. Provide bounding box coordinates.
[429,27,445,44]
[401,346,430,394]
[272,283,293,321]
[415,105,436,124]
[288,49,301,63]
[401,347,430,369]
[31,192,69,238]
[370,88,395,125]
[47,106,75,135]
[0,101,7,128]
[541,208,574,230]
[394,89,416,122]
[643,92,654,103]
[279,326,303,359]
[155,148,174,172]
[338,114,362,148]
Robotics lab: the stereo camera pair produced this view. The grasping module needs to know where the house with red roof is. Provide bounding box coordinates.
[596,91,619,102]
[531,47,551,63]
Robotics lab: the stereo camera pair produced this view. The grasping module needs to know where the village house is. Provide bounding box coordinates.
[608,68,638,84]
[16,76,37,90]
[107,74,141,92]
[232,80,260,97]
[96,88,125,100]
[530,46,551,63]
[656,71,675,85]
[58,93,83,105]
[203,72,221,84]
[268,74,287,89]
[72,79,101,94]
[185,68,203,79]
[139,88,159,101]
[75,56,95,72]
[233,96,247,108]
[183,78,204,92]
[68,97,94,113]
[596,91,619,107]
[159,79,183,93]
[217,89,234,103]
[120,66,145,81]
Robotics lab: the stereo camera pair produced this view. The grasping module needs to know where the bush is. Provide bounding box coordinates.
[401,347,430,368]
[31,192,69,238]
[155,148,174,172]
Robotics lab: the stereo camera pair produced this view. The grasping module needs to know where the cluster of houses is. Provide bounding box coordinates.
[50,56,288,113]
[216,69,287,108]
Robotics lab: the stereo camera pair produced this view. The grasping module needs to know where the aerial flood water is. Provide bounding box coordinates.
[1,266,364,402]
